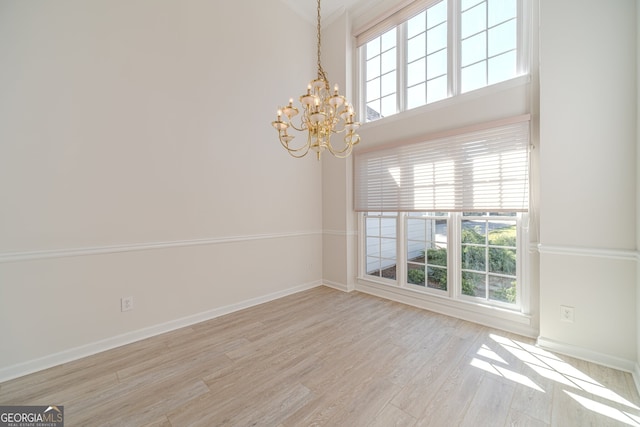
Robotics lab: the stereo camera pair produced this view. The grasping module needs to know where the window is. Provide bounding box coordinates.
[460,212,518,305]
[365,29,397,121]
[360,211,525,309]
[406,3,448,108]
[460,0,519,92]
[406,212,448,290]
[357,0,527,122]
[354,117,530,311]
[365,212,398,280]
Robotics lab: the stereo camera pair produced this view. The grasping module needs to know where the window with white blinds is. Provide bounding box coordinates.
[354,117,530,212]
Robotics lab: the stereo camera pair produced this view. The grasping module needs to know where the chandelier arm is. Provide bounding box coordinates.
[278,134,310,153]
[286,145,312,158]
[326,141,352,156]
[330,125,348,134]
[326,142,354,158]
[288,121,307,132]
[326,132,361,155]
[330,150,353,159]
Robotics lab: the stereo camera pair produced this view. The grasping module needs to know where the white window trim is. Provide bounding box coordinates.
[357,74,530,133]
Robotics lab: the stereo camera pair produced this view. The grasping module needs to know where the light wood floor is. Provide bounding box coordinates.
[2,287,640,426]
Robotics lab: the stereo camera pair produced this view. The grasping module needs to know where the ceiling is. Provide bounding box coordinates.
[279,0,374,26]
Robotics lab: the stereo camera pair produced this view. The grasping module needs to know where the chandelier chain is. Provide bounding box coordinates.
[316,0,327,82]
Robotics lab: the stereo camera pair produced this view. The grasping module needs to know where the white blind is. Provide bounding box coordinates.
[354,118,530,212]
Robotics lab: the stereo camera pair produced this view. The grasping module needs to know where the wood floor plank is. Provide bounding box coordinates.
[462,374,516,426]
[2,287,640,426]
[140,416,172,427]
[277,390,343,426]
[390,333,480,418]
[0,338,166,403]
[414,357,485,426]
[220,382,314,427]
[368,402,417,427]
[324,376,402,427]
[506,409,551,427]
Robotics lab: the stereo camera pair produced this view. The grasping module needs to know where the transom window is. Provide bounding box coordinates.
[365,29,397,121]
[406,3,448,108]
[461,0,518,92]
[358,0,527,122]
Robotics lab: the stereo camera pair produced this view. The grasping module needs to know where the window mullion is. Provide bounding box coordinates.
[485,219,490,301]
[397,24,407,114]
[397,212,407,287]
[450,212,461,299]
[517,0,529,76]
[448,0,459,97]
[357,43,366,125]
[358,212,366,278]
[517,213,529,313]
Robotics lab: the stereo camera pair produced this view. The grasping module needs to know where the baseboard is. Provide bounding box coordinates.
[322,280,353,292]
[634,363,640,397]
[537,336,637,374]
[0,280,322,383]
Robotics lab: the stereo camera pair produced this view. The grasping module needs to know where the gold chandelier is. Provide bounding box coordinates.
[272,0,361,160]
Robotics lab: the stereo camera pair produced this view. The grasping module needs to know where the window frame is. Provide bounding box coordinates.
[405,212,450,294]
[358,210,529,313]
[363,211,399,285]
[356,0,530,122]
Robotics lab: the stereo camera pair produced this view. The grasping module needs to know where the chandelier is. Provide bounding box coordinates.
[271,0,361,160]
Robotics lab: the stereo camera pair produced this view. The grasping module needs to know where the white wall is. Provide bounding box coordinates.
[538,0,637,369]
[637,0,640,384]
[321,11,358,292]
[0,0,322,379]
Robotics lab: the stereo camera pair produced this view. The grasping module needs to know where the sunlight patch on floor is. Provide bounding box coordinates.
[471,357,544,392]
[565,390,640,426]
[465,333,640,426]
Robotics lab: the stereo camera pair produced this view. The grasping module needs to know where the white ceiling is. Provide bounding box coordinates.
[279,0,373,26]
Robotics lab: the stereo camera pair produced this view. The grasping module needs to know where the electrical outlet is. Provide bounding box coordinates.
[121,296,134,312]
[560,305,574,323]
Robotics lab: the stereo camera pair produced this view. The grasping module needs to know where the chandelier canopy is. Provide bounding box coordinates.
[272,0,361,160]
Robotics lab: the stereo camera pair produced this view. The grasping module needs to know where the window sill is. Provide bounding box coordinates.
[355,276,536,338]
[360,74,531,131]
